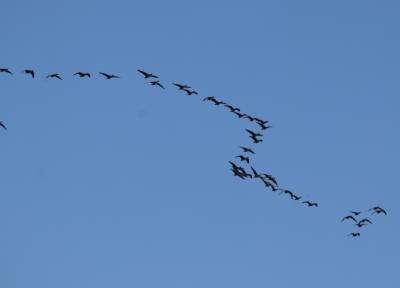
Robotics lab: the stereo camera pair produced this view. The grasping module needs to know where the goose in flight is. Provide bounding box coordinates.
[46,73,62,80]
[358,218,373,225]
[148,80,165,89]
[99,72,120,79]
[225,104,240,112]
[262,174,278,187]
[137,69,158,79]
[302,201,318,207]
[250,135,263,144]
[240,146,255,154]
[348,232,361,237]
[236,155,250,164]
[369,206,387,215]
[0,68,12,74]
[73,72,91,78]
[23,69,35,78]
[0,121,7,130]
[232,111,245,118]
[350,211,361,216]
[183,89,198,96]
[245,129,263,138]
[341,215,358,223]
[173,83,191,90]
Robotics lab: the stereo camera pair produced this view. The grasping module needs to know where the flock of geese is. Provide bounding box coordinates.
[0,67,388,238]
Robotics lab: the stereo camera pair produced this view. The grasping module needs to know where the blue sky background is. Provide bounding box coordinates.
[1,1,399,287]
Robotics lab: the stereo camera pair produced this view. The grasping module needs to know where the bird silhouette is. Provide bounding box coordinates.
[254,118,268,125]
[262,179,278,191]
[243,114,255,122]
[341,215,358,223]
[211,99,226,106]
[258,122,272,130]
[240,146,255,154]
[262,174,278,186]
[225,104,240,112]
[183,89,198,95]
[358,218,373,225]
[355,222,368,228]
[236,155,250,164]
[99,72,120,79]
[46,73,62,80]
[232,111,245,118]
[350,211,362,216]
[73,72,91,78]
[148,80,165,89]
[0,68,12,74]
[0,121,7,130]
[245,129,263,138]
[250,166,262,179]
[250,135,263,144]
[203,96,216,102]
[173,83,191,90]
[292,195,302,201]
[137,69,158,79]
[280,189,295,199]
[369,206,387,215]
[229,162,252,179]
[302,201,318,207]
[23,69,35,78]
[348,232,361,237]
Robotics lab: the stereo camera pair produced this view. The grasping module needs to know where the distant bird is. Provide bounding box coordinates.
[254,118,268,125]
[262,174,278,187]
[348,232,361,237]
[245,129,263,138]
[292,195,302,201]
[358,218,373,225]
[137,69,158,79]
[23,69,35,78]
[0,121,7,130]
[250,135,263,144]
[250,167,262,179]
[212,99,226,106]
[302,201,318,207]
[243,114,255,121]
[99,72,120,79]
[203,96,216,102]
[355,222,368,228]
[0,68,12,74]
[236,155,250,164]
[350,211,362,216]
[229,162,252,179]
[262,179,277,191]
[341,215,358,223]
[183,89,198,96]
[73,72,91,78]
[173,83,191,90]
[280,189,295,199]
[369,206,387,215]
[258,122,272,130]
[225,104,240,112]
[46,73,62,80]
[232,111,245,118]
[240,146,255,154]
[148,80,165,89]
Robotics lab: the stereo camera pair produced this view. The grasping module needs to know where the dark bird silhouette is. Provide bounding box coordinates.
[258,122,272,130]
[173,83,191,90]
[348,232,361,237]
[250,166,262,179]
[350,211,362,216]
[243,114,255,122]
[0,68,12,74]
[250,135,263,144]
[232,111,245,118]
[23,69,35,78]
[203,96,216,102]
[280,189,295,199]
[148,80,165,89]
[355,222,368,228]
[292,195,302,201]
[262,179,278,191]
[73,72,91,78]
[236,155,250,164]
[183,89,198,96]
[229,162,252,179]
[211,99,226,106]
[99,72,120,79]
[369,206,387,215]
[0,121,7,130]
[262,174,278,187]
[46,73,62,80]
[137,69,158,79]
[240,146,255,154]
[254,118,268,125]
[358,218,373,225]
[302,201,318,207]
[341,215,358,223]
[245,129,263,138]
[225,104,240,112]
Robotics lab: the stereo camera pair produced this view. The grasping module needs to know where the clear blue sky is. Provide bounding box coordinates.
[1,1,398,287]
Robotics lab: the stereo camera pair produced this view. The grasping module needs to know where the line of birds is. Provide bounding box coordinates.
[0,67,387,238]
[342,207,387,237]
